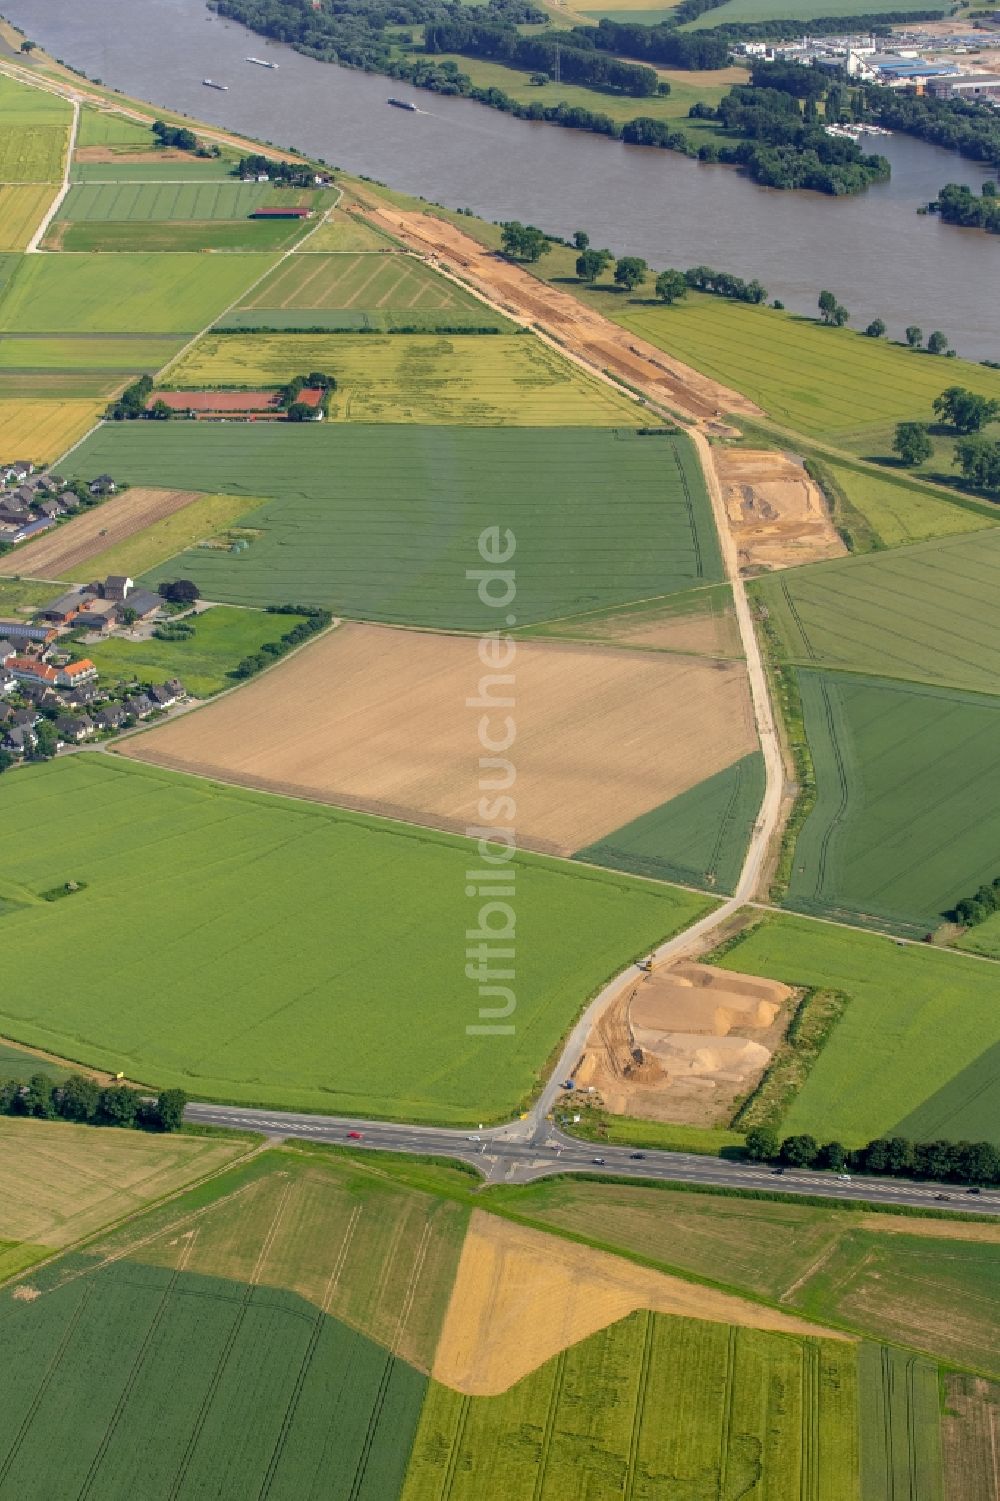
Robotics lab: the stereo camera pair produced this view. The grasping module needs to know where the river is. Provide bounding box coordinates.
[7,0,999,355]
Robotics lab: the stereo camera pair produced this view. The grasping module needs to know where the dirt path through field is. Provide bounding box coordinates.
[349,189,760,425]
[432,1210,848,1394]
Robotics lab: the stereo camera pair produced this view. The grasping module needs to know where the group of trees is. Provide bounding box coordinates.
[150,119,220,157]
[694,71,891,195]
[893,386,1000,488]
[235,152,318,186]
[563,18,730,72]
[745,1125,1000,1186]
[232,604,332,680]
[681,265,768,303]
[950,874,1000,928]
[818,289,848,327]
[932,181,1000,235]
[106,374,155,421]
[158,578,201,605]
[424,21,660,97]
[0,1072,187,1133]
[277,370,336,420]
[500,221,552,262]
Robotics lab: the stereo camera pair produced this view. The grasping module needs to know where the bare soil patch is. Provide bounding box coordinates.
[857,1215,1000,1243]
[575,961,792,1125]
[0,487,206,581]
[942,1375,1000,1501]
[350,190,758,425]
[432,1210,847,1394]
[73,146,202,164]
[124,622,757,856]
[713,448,847,571]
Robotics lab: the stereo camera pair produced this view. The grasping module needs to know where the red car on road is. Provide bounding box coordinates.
[346,1130,363,1140]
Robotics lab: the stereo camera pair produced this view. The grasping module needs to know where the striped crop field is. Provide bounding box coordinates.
[70,425,722,625]
[858,1345,943,1501]
[752,528,1000,696]
[787,672,1000,935]
[163,332,640,424]
[56,181,272,221]
[403,1312,859,1499]
[238,252,489,312]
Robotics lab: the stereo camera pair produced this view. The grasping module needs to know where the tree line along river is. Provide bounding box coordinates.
[3,0,998,357]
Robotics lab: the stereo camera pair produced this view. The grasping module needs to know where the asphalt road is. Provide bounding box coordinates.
[186,1102,1000,1216]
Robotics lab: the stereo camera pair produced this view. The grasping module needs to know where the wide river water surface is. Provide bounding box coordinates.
[7,0,1000,355]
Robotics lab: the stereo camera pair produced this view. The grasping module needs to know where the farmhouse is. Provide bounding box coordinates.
[7,656,98,691]
[55,714,95,743]
[0,620,57,647]
[41,588,96,625]
[88,475,118,497]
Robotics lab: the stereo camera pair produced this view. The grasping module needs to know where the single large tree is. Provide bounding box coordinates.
[654,269,688,305]
[864,317,886,338]
[934,385,1000,434]
[893,421,933,467]
[817,290,848,326]
[500,221,550,263]
[926,330,950,355]
[955,435,1000,490]
[576,248,611,283]
[905,324,923,349]
[613,256,648,293]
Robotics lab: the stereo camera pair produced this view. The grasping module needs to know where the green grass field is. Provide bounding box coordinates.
[686,0,943,21]
[0,577,69,614]
[0,756,711,1120]
[0,124,67,184]
[404,1312,859,1500]
[162,331,640,424]
[48,218,310,253]
[574,751,764,894]
[71,159,241,182]
[304,213,399,252]
[957,910,1000,958]
[857,1345,943,1501]
[214,305,511,332]
[752,528,1000,696]
[79,604,310,697]
[408,50,734,131]
[0,333,183,373]
[822,461,994,550]
[70,425,723,628]
[613,297,1000,443]
[0,253,278,333]
[0,185,56,250]
[0,74,72,125]
[74,108,156,148]
[0,1041,69,1083]
[715,916,1000,1146]
[57,181,272,220]
[787,672,1000,935]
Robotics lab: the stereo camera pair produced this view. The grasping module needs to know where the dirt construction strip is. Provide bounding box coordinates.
[350,189,760,426]
[0,488,208,581]
[432,1210,849,1395]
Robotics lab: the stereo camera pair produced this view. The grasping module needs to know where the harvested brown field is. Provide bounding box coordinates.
[942,1375,1000,1501]
[575,961,792,1124]
[432,1210,848,1394]
[0,487,207,581]
[124,622,757,856]
[349,190,758,425]
[73,146,201,164]
[713,448,846,571]
[539,594,743,658]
